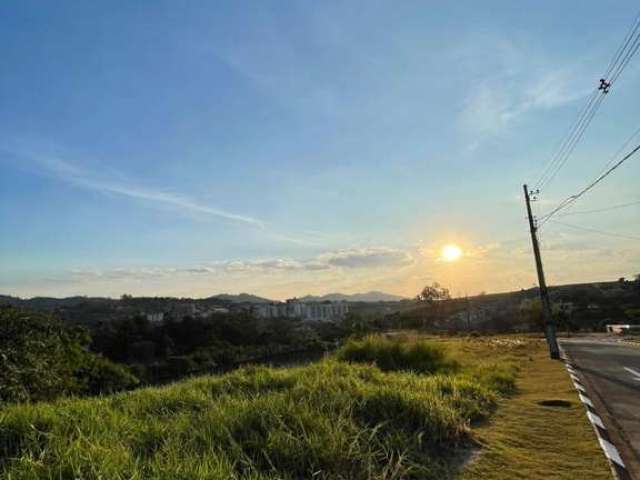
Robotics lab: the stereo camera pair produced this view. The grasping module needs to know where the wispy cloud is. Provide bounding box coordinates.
[65,246,415,281]
[1,146,337,247]
[35,155,265,227]
[460,69,590,137]
[458,35,593,138]
[318,247,414,269]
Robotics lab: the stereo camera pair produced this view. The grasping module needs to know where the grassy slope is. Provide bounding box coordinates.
[0,338,513,480]
[457,338,611,480]
[0,336,611,479]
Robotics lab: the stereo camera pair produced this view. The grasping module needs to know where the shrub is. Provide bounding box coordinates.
[75,355,139,395]
[336,335,458,374]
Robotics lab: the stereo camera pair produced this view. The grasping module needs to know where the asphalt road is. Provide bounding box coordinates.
[561,338,640,476]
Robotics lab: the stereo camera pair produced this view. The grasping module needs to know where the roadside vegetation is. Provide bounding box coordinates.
[457,336,612,480]
[0,333,612,479]
[0,336,516,479]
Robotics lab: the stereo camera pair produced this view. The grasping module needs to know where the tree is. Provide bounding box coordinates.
[0,306,138,403]
[416,283,451,330]
[416,282,451,304]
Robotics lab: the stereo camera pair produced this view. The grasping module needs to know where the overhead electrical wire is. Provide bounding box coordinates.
[603,9,640,79]
[549,219,640,242]
[534,10,640,191]
[539,124,640,222]
[556,199,640,217]
[538,141,640,226]
[609,14,640,84]
[535,90,603,190]
[592,124,640,180]
[536,93,606,190]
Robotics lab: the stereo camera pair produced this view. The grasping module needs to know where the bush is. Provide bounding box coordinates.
[75,355,139,395]
[336,335,458,374]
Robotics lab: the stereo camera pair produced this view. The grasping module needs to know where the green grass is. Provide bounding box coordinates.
[0,337,515,480]
[336,335,458,374]
[2,335,607,480]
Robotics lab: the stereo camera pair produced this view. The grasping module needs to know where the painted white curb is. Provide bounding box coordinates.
[560,353,628,479]
[572,380,587,394]
[579,393,595,408]
[587,411,606,430]
[598,437,626,468]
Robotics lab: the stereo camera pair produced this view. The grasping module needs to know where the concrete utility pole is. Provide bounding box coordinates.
[523,184,560,359]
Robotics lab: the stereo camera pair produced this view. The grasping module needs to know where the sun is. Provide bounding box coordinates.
[441,244,462,262]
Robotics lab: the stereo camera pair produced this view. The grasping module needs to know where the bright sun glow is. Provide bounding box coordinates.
[441,244,462,262]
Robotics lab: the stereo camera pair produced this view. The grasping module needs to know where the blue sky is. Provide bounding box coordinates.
[1,1,639,299]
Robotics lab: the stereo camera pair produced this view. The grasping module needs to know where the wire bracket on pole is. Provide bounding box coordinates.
[530,188,540,201]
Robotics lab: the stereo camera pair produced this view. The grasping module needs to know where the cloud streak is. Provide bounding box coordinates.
[32,154,266,227]
[1,146,340,247]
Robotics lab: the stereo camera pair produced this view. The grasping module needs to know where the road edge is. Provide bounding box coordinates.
[559,345,632,480]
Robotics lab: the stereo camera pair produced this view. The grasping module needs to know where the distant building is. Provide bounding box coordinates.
[146,312,165,324]
[210,307,230,315]
[253,299,349,322]
[171,303,197,318]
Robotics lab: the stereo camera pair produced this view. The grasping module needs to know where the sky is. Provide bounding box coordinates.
[1,0,639,300]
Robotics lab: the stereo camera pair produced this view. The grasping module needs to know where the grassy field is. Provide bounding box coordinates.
[0,334,610,479]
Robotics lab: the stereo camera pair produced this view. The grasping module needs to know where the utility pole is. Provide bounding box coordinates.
[523,184,560,359]
[465,295,472,332]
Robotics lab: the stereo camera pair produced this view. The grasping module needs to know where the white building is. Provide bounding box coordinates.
[253,300,349,322]
[146,312,165,324]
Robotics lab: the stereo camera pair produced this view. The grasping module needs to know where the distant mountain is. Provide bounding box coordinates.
[0,295,114,310]
[208,293,274,304]
[299,291,406,303]
[0,294,20,306]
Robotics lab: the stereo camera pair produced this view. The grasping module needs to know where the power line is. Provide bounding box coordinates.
[609,16,640,84]
[535,90,603,190]
[557,199,640,217]
[549,219,640,241]
[538,142,640,225]
[605,10,640,80]
[537,93,606,190]
[534,9,640,191]
[593,124,640,180]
